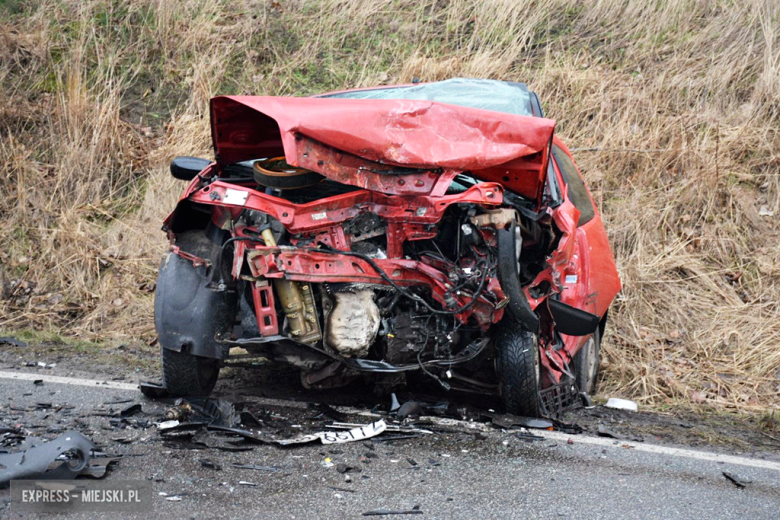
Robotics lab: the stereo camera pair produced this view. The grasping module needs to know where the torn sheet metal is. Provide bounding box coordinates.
[275,420,387,446]
[0,431,94,487]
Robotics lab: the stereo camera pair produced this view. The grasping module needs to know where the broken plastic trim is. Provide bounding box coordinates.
[0,431,95,487]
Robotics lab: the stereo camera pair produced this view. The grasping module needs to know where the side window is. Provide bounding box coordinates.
[552,145,595,226]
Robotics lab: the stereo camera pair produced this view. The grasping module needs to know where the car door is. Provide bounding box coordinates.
[551,142,620,321]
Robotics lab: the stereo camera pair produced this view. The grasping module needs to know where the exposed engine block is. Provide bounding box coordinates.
[325,289,381,358]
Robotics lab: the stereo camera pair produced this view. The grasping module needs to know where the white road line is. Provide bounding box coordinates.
[533,429,780,472]
[0,370,139,391]
[0,370,778,472]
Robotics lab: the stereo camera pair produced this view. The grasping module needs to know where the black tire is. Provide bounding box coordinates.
[161,347,219,397]
[495,324,542,417]
[573,327,601,395]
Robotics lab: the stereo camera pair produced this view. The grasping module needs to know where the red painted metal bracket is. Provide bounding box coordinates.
[250,280,279,336]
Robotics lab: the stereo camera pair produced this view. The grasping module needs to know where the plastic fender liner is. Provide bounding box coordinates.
[548,299,600,336]
[155,250,237,360]
[497,224,540,332]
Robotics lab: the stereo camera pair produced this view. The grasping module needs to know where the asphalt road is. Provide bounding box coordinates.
[1,370,779,519]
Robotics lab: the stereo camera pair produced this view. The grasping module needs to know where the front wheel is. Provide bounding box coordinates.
[495,324,542,417]
[161,347,220,397]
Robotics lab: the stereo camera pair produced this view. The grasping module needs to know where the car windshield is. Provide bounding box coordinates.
[321,78,533,117]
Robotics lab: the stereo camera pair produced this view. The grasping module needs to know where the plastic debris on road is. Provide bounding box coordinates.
[275,420,387,446]
[604,398,638,412]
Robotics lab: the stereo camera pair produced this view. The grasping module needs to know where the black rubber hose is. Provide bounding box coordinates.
[496,223,540,332]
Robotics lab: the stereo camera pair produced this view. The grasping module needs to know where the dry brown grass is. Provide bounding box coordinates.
[1,0,778,412]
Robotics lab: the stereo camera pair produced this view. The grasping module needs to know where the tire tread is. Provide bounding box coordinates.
[497,325,541,416]
[161,347,218,397]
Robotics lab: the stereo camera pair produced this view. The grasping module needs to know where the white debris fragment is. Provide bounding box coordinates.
[758,205,775,217]
[605,398,638,412]
[276,420,387,446]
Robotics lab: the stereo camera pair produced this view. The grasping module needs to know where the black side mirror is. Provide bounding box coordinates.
[170,156,211,180]
[548,299,600,336]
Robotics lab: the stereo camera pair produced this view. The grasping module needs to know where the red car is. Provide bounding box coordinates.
[155,78,620,417]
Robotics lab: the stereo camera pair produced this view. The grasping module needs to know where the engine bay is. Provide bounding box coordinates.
[164,154,560,393]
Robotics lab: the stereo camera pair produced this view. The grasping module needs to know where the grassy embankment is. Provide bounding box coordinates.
[1,0,779,414]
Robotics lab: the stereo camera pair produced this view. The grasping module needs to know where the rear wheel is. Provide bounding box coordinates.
[573,328,600,395]
[495,324,542,417]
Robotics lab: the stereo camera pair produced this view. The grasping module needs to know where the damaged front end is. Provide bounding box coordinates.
[155,81,619,415]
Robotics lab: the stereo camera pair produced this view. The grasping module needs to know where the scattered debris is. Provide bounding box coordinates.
[308,403,348,421]
[158,420,209,434]
[120,403,143,417]
[722,471,751,488]
[238,481,257,486]
[104,398,134,405]
[597,426,623,439]
[79,456,121,478]
[390,393,401,413]
[516,431,545,442]
[0,431,97,487]
[0,336,26,348]
[232,463,284,473]
[33,379,43,386]
[275,420,387,446]
[363,505,423,516]
[489,413,553,430]
[160,492,185,501]
[200,459,222,470]
[327,422,432,435]
[396,401,425,420]
[604,398,638,412]
[336,463,362,474]
[328,486,356,493]
[140,381,169,399]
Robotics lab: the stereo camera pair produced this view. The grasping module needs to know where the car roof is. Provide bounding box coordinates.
[318,78,543,118]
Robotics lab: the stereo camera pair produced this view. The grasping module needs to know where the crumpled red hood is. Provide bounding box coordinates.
[210,95,556,199]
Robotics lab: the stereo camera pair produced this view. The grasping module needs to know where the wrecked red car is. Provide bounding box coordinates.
[155,78,620,417]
